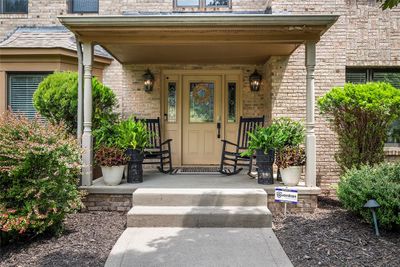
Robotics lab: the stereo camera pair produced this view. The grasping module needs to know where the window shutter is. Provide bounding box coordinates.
[345,69,367,84]
[8,74,47,119]
[372,71,400,89]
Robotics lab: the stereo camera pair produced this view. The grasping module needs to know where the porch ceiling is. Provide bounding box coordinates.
[59,14,339,65]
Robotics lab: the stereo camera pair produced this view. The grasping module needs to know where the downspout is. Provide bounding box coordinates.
[76,37,83,145]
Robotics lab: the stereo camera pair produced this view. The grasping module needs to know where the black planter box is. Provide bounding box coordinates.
[255,149,275,185]
[126,148,144,183]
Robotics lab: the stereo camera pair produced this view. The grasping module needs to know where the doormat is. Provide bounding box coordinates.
[173,167,221,175]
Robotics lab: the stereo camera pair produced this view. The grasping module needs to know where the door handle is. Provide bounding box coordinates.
[164,113,168,121]
[217,122,221,139]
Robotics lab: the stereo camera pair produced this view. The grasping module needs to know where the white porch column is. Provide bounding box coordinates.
[81,42,94,186]
[305,41,317,187]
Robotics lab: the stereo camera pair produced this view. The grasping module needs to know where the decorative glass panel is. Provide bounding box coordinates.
[228,82,236,123]
[1,0,28,13]
[167,82,177,123]
[8,73,48,119]
[71,0,99,13]
[206,0,229,6]
[190,82,214,123]
[176,0,200,6]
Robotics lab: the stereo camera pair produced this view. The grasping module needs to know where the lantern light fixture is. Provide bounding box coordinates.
[249,69,262,92]
[143,69,155,92]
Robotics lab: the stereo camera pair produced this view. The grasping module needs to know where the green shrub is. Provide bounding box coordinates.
[338,162,400,229]
[0,112,83,244]
[33,72,117,135]
[318,82,400,172]
[115,118,150,151]
[243,118,305,156]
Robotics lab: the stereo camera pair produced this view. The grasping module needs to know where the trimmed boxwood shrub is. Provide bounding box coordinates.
[0,112,83,244]
[318,82,400,172]
[338,162,400,230]
[33,72,117,135]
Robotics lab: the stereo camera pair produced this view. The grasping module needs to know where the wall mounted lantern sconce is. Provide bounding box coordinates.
[249,69,262,92]
[143,69,155,92]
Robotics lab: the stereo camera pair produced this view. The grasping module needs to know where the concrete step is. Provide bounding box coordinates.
[132,188,268,206]
[127,206,272,228]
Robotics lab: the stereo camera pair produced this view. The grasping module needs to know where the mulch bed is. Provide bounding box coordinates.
[0,211,126,267]
[273,197,400,267]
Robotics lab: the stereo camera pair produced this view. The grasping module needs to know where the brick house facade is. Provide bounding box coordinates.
[1,0,399,196]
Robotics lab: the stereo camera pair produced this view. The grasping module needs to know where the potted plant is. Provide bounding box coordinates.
[272,118,306,181]
[116,118,150,183]
[275,146,306,186]
[243,122,285,184]
[95,146,129,186]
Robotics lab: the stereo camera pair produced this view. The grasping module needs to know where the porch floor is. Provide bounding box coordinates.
[81,170,321,195]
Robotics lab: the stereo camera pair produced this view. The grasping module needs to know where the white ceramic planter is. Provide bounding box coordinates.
[281,166,302,186]
[101,165,125,186]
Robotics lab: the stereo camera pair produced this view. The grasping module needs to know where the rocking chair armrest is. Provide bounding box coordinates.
[221,139,239,147]
[161,139,173,146]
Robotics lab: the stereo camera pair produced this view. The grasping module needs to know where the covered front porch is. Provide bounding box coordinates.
[59,13,338,194]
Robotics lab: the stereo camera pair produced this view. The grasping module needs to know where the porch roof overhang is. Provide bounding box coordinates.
[59,14,339,65]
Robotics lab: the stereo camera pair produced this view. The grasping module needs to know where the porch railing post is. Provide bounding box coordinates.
[81,42,94,186]
[305,41,317,187]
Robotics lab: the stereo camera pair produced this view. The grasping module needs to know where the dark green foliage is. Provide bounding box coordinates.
[318,82,400,172]
[243,118,305,156]
[0,112,82,244]
[33,72,117,135]
[377,0,400,10]
[338,163,400,229]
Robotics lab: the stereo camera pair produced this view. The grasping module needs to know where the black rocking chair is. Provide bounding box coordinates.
[219,116,265,177]
[135,117,174,174]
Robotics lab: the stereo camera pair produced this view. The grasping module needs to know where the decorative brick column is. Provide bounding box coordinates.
[305,41,317,187]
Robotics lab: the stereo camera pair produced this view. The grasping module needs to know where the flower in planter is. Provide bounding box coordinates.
[95,146,129,167]
[275,147,306,169]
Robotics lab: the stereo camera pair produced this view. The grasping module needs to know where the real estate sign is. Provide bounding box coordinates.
[274,187,298,204]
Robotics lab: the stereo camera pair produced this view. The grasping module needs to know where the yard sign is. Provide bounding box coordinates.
[274,187,298,204]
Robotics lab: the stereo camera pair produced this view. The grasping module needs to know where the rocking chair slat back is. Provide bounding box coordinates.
[237,116,265,149]
[135,117,161,149]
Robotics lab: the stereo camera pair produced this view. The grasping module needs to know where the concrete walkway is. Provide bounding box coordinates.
[105,227,293,267]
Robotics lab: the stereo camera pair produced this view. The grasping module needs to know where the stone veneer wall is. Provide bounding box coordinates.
[82,192,318,213]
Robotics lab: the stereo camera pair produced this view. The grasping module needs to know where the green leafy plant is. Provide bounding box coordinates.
[318,82,400,172]
[93,117,121,150]
[33,72,118,135]
[377,0,400,10]
[0,112,82,244]
[115,119,150,152]
[243,118,305,156]
[338,162,400,230]
[275,147,306,169]
[95,146,129,167]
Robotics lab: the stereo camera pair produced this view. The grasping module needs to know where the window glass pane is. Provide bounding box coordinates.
[8,73,48,119]
[228,82,236,123]
[346,69,367,84]
[2,0,28,13]
[176,0,200,6]
[206,0,229,6]
[372,71,400,88]
[372,71,400,143]
[167,82,177,123]
[72,0,99,13]
[190,82,214,123]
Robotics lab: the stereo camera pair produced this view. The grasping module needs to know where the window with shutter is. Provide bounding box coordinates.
[7,73,48,119]
[346,68,400,144]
